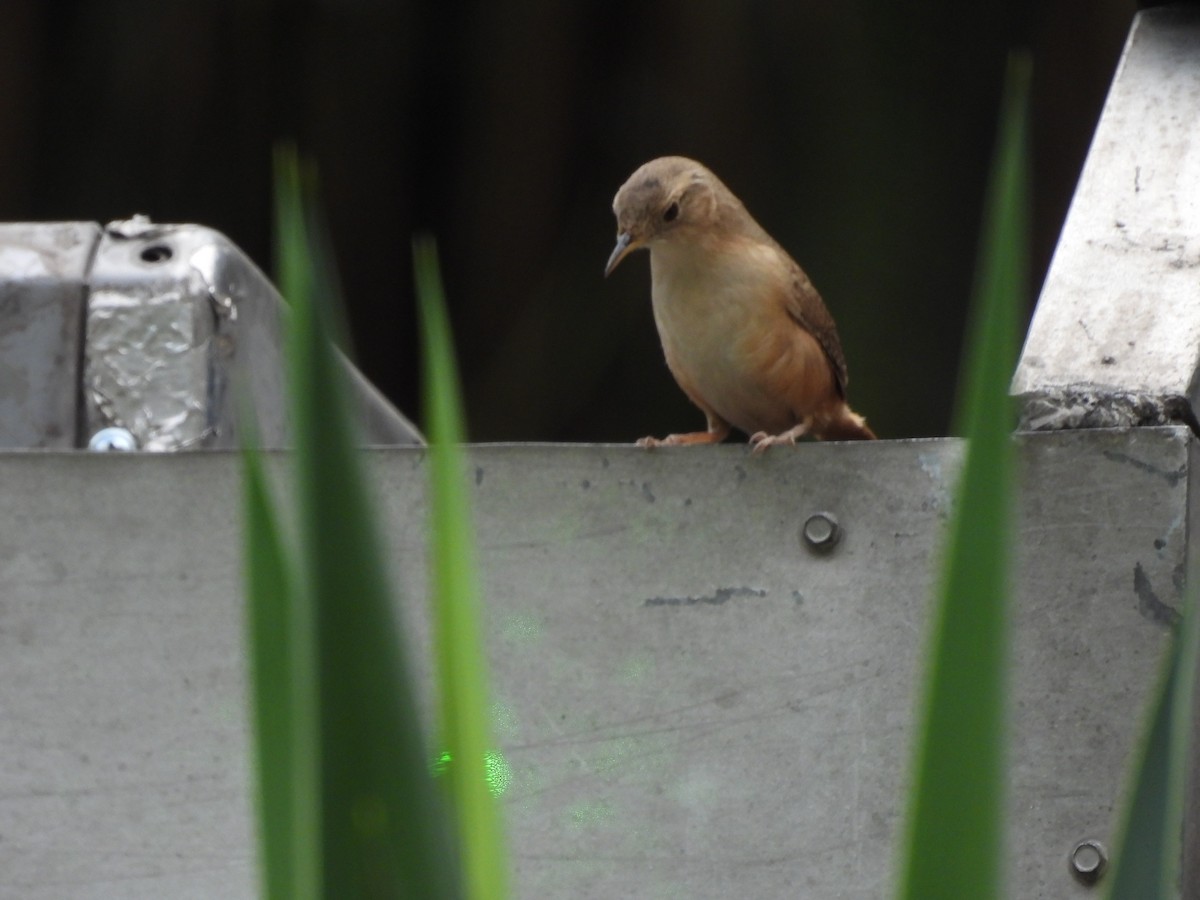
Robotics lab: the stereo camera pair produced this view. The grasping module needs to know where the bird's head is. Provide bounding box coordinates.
[604,156,721,277]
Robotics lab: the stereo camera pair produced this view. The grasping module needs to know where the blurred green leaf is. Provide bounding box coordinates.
[250,146,461,899]
[1106,578,1200,899]
[897,54,1028,900]
[415,234,510,900]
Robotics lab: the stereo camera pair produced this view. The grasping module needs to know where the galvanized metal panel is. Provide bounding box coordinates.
[0,431,1190,897]
[1012,6,1200,432]
[83,217,423,450]
[0,219,422,451]
[0,223,100,448]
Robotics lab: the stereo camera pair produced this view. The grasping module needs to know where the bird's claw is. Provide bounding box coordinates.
[749,425,808,455]
[750,432,791,455]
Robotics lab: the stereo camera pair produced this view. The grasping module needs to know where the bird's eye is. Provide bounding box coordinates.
[663,202,680,223]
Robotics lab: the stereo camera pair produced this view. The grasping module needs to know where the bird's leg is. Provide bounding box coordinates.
[637,416,730,449]
[749,418,812,455]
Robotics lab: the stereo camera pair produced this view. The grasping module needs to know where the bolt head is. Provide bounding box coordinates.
[88,427,138,452]
[802,512,841,552]
[1069,839,1107,886]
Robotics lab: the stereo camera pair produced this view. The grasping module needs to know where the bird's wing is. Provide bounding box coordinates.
[781,262,849,398]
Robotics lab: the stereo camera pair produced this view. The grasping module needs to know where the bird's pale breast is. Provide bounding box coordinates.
[649,236,834,435]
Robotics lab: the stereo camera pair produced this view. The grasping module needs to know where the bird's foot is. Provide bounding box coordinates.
[749,431,795,454]
[637,430,725,448]
[749,422,810,455]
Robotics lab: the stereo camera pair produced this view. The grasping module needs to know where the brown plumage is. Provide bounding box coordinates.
[605,156,876,452]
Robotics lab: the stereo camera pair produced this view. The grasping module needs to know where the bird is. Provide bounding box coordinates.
[604,156,876,453]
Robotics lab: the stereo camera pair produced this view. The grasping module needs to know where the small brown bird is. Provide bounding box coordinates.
[605,156,876,452]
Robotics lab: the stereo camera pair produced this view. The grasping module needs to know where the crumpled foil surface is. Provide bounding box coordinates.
[1017,385,1199,435]
[87,284,213,451]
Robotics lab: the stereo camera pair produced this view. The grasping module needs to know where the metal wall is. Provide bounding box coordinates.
[0,432,1192,898]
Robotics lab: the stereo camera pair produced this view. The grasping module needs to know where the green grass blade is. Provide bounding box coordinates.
[415,235,510,900]
[1105,642,1180,897]
[273,143,313,329]
[897,54,1029,900]
[275,147,461,899]
[242,440,320,900]
[1106,577,1200,899]
[1165,583,1200,890]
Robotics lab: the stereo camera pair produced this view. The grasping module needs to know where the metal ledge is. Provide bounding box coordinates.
[0,431,1192,897]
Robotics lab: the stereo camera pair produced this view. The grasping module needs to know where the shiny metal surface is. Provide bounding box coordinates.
[0,218,422,450]
[85,220,221,450]
[0,222,100,449]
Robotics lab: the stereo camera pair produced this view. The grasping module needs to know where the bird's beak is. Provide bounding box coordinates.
[604,231,638,277]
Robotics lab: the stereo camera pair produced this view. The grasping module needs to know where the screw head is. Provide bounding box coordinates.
[1069,839,1107,886]
[802,512,841,552]
[88,427,137,452]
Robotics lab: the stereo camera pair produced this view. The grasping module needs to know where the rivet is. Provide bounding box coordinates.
[802,512,840,552]
[88,427,138,452]
[1069,839,1107,886]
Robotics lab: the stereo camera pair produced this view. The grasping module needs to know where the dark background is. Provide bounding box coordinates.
[0,0,1137,442]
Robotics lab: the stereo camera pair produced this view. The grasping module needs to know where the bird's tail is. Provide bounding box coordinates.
[823,406,877,441]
